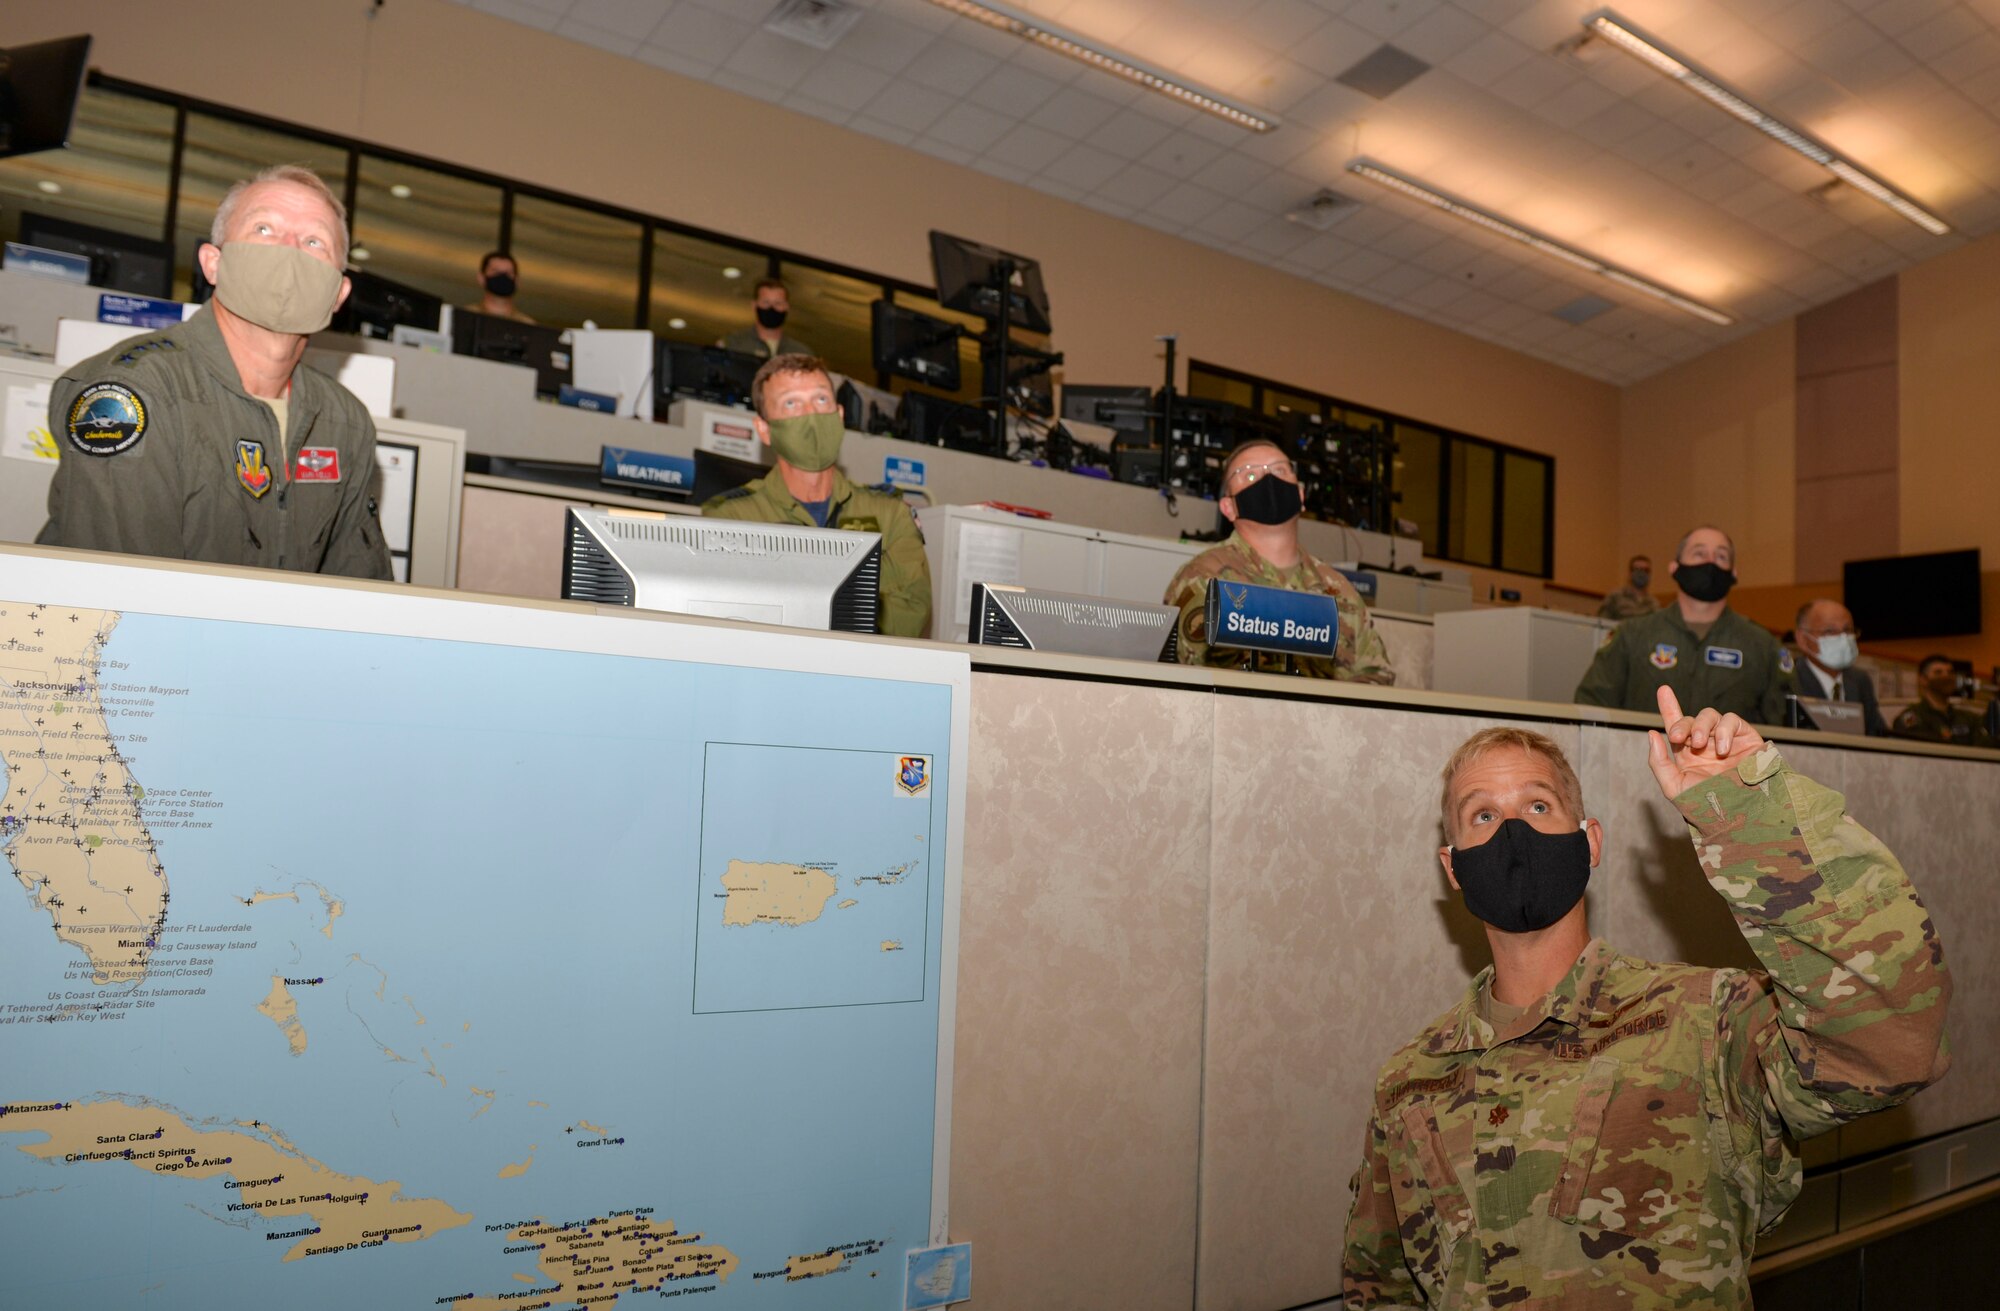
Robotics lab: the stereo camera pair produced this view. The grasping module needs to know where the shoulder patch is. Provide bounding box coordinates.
[716,484,756,501]
[64,381,149,457]
[1779,649,1794,674]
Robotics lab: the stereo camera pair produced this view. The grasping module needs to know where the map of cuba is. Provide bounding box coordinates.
[0,584,955,1310]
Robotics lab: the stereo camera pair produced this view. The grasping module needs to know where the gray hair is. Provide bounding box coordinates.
[210,164,349,266]
[1795,598,1840,631]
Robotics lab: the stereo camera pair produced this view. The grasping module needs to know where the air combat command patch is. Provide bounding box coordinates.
[64,382,149,457]
[1650,643,1678,669]
[235,438,273,498]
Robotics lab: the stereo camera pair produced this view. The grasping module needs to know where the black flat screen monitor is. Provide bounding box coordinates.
[1060,384,1152,438]
[0,34,91,159]
[900,389,998,456]
[928,230,1051,333]
[1843,548,1982,640]
[656,342,762,411]
[16,212,172,297]
[333,269,444,340]
[451,309,571,397]
[870,298,962,390]
[692,448,767,504]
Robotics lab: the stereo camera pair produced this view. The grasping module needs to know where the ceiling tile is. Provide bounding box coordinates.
[1240,0,1329,49]
[1141,132,1227,179]
[634,43,718,79]
[1094,163,1181,210]
[556,18,642,57]
[1149,182,1233,226]
[1040,141,1131,192]
[1395,5,1489,64]
[1195,199,1273,241]
[967,64,1065,117]
[722,28,826,85]
[985,122,1077,174]
[839,13,939,75]
[1442,30,1538,86]
[1191,150,1276,198]
[564,0,668,42]
[1026,87,1126,140]
[1290,16,1381,78]
[861,80,956,133]
[1345,0,1429,42]
[650,5,756,65]
[925,100,1015,153]
[794,58,894,113]
[902,36,1001,94]
[849,116,918,147]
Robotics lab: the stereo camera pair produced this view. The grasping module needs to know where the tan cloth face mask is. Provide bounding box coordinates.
[213,241,344,335]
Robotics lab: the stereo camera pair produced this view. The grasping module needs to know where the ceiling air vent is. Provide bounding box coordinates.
[764,0,863,51]
[1285,189,1360,231]
[1335,45,1431,100]
[1554,294,1617,325]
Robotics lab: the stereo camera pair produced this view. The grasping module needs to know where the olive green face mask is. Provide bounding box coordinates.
[213,241,345,335]
[765,411,844,473]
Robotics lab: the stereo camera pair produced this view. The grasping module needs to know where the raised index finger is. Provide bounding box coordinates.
[1655,684,1684,727]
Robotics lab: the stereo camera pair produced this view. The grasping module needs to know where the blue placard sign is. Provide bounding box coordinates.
[559,384,618,413]
[5,242,91,284]
[1204,579,1340,659]
[600,445,695,494]
[1334,568,1377,601]
[885,456,926,488]
[97,293,188,329]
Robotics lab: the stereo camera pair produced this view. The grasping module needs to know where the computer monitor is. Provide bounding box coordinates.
[332,268,444,340]
[1844,548,1981,640]
[16,212,172,297]
[0,34,91,159]
[1060,384,1152,438]
[870,298,962,389]
[691,448,767,504]
[451,308,571,397]
[928,230,1051,333]
[899,389,999,456]
[835,376,900,436]
[656,341,762,411]
[970,584,1178,663]
[562,507,880,634]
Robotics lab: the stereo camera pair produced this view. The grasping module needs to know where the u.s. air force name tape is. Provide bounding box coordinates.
[600,445,694,493]
[1203,578,1340,659]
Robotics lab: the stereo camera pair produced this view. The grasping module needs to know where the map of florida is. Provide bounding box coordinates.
[453,1212,739,1308]
[0,1096,471,1260]
[0,602,165,985]
[719,860,837,926]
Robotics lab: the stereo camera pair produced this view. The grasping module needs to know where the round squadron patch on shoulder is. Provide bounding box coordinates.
[64,382,149,457]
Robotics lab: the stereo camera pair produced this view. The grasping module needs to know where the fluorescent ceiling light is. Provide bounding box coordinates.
[924,0,1277,133]
[1345,157,1733,326]
[1584,7,1948,236]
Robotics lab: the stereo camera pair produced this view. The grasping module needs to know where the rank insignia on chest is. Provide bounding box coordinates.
[1488,1105,1509,1127]
[1705,646,1744,668]
[1649,643,1678,669]
[294,446,341,483]
[235,439,272,498]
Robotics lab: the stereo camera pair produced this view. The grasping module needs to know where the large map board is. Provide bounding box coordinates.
[0,547,968,1309]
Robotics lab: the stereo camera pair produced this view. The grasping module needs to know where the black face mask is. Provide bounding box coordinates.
[484,272,517,298]
[1230,474,1302,526]
[1672,560,1736,603]
[756,305,788,330]
[1450,819,1591,934]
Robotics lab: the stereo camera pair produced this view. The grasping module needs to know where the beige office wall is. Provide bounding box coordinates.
[1616,322,1796,589]
[1899,232,2000,566]
[17,0,1619,586]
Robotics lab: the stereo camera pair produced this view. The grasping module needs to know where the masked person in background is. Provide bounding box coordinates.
[1595,552,1658,620]
[469,251,535,323]
[1891,653,1997,748]
[700,354,930,638]
[1343,687,1951,1308]
[1574,525,1787,722]
[719,278,812,360]
[39,165,391,579]
[1162,437,1394,682]
[1790,598,1888,735]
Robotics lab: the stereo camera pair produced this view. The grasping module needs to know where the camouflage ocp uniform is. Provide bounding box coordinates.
[1163,532,1394,683]
[1595,583,1659,620]
[1342,747,1951,1309]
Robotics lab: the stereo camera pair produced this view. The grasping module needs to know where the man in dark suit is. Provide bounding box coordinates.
[1790,599,1887,735]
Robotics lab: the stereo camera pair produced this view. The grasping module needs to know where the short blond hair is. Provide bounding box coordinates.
[751,352,831,418]
[211,164,349,266]
[1439,726,1583,843]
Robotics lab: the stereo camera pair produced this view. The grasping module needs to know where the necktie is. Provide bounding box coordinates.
[1832,677,1843,701]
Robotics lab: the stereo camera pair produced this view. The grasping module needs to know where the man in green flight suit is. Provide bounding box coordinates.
[1890,653,1997,748]
[1343,686,1952,1309]
[701,354,931,639]
[1574,525,1788,722]
[1161,437,1394,683]
[39,164,391,579]
[718,278,813,360]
